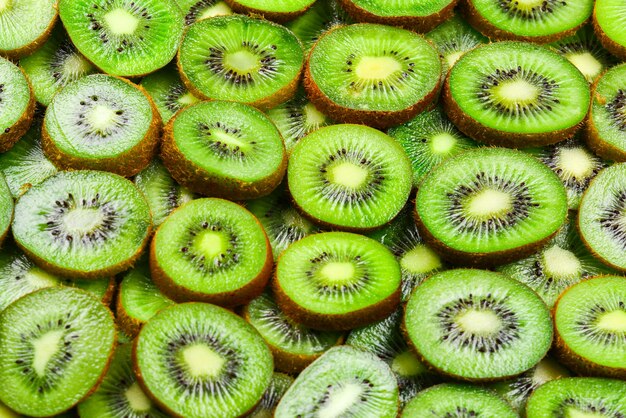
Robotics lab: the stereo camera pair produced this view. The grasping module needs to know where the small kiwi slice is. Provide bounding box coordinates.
[415,147,568,267]
[593,0,626,61]
[161,100,286,200]
[443,42,590,147]
[150,198,272,307]
[425,14,488,70]
[133,302,273,418]
[177,15,304,109]
[525,377,626,417]
[43,74,161,177]
[176,0,233,25]
[288,124,412,232]
[224,0,316,22]
[0,56,36,153]
[274,345,399,418]
[273,231,401,331]
[0,0,57,59]
[0,172,12,247]
[12,170,152,279]
[286,0,351,53]
[249,373,294,418]
[59,0,184,77]
[404,269,553,381]
[0,287,116,417]
[305,23,442,129]
[400,384,518,417]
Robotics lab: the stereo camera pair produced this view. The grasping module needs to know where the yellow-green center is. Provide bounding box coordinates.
[210,129,248,150]
[494,79,540,106]
[178,92,199,106]
[329,162,369,189]
[391,351,425,377]
[596,310,626,333]
[304,103,327,128]
[63,208,104,234]
[104,8,139,35]
[456,309,502,335]
[542,246,581,279]
[32,330,64,376]
[400,245,442,274]
[87,105,118,132]
[430,132,457,154]
[465,189,512,219]
[355,56,401,80]
[194,231,228,260]
[565,409,608,418]
[125,382,152,412]
[320,261,355,284]
[566,52,602,81]
[182,344,225,378]
[198,2,232,19]
[0,0,11,12]
[317,383,363,418]
[557,147,595,180]
[224,50,259,74]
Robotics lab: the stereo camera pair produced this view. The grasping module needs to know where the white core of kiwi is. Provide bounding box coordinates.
[596,310,626,333]
[565,52,603,81]
[318,384,364,418]
[456,310,503,335]
[104,9,140,35]
[182,344,226,378]
[355,57,401,80]
[32,330,65,376]
[466,189,513,219]
[400,245,442,275]
[541,245,581,279]
[329,162,369,189]
[125,382,153,412]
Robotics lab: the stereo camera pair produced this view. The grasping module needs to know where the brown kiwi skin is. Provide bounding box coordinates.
[99,276,117,307]
[592,10,626,61]
[0,12,58,60]
[586,78,626,162]
[0,206,13,248]
[115,294,142,339]
[0,68,36,153]
[223,0,312,23]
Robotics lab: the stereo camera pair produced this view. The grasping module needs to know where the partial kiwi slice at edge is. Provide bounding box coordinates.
[593,0,626,61]
[224,0,316,22]
[0,172,13,247]
[0,0,57,59]
[0,56,36,153]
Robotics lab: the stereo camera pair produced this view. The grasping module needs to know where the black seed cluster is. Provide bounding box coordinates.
[306,252,368,296]
[344,50,415,94]
[598,190,626,249]
[184,0,218,25]
[180,219,240,274]
[199,121,253,159]
[204,42,278,86]
[86,1,152,51]
[50,40,84,86]
[76,95,127,140]
[607,89,626,131]
[540,140,604,192]
[575,301,626,346]
[164,84,189,113]
[295,377,375,418]
[498,0,567,20]
[558,398,625,418]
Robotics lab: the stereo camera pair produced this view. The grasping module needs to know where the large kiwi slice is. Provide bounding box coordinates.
[59,0,184,77]
[273,231,401,331]
[0,287,116,417]
[224,0,316,22]
[176,0,233,25]
[593,0,626,61]
[404,269,553,381]
[288,124,412,232]
[0,0,57,59]
[133,302,273,418]
[178,15,304,109]
[12,170,152,279]
[305,23,441,129]
[249,373,293,418]
[161,100,286,200]
[425,14,488,70]
[150,198,272,307]
[275,345,399,418]
[0,173,12,246]
[286,0,351,53]
[415,147,568,267]
[0,56,35,153]
[443,42,590,147]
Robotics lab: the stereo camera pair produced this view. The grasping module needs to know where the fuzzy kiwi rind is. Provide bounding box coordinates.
[0,63,36,154]
[0,1,58,60]
[223,0,315,23]
[0,174,13,247]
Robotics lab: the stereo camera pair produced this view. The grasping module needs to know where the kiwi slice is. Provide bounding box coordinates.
[0,0,57,59]
[288,124,412,231]
[176,0,233,25]
[444,42,590,147]
[12,170,152,279]
[305,23,441,129]
[0,402,21,418]
[274,345,399,418]
[150,198,272,306]
[404,269,553,381]
[388,107,478,187]
[178,15,304,109]
[425,14,488,70]
[161,100,286,200]
[42,74,161,177]
[400,384,518,417]
[525,377,626,417]
[286,0,351,53]
[415,147,568,267]
[593,0,626,61]
[0,287,116,417]
[0,172,12,247]
[273,231,401,331]
[19,26,96,107]
[133,302,273,418]
[139,64,199,124]
[59,0,184,77]
[249,373,293,418]
[224,0,316,22]
[0,56,36,153]
[347,308,439,406]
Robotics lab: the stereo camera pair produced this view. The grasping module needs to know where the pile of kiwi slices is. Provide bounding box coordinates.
[3,0,626,416]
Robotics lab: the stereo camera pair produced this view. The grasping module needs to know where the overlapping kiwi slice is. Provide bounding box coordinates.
[12,170,152,279]
[0,287,116,417]
[249,373,293,418]
[0,56,35,153]
[139,64,199,124]
[0,173,12,246]
[225,0,316,22]
[593,0,626,61]
[415,147,568,267]
[0,0,57,59]
[444,42,590,147]
[305,23,441,129]
[425,14,488,70]
[286,0,351,53]
[133,302,273,418]
[288,124,412,231]
[178,15,304,109]
[274,346,399,418]
[404,269,553,381]
[176,0,232,25]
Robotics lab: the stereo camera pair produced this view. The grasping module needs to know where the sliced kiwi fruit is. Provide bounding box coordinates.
[224,0,316,22]
[12,170,152,279]
[176,0,233,25]
[133,302,273,418]
[0,287,116,417]
[0,173,12,247]
[0,56,36,153]
[0,0,57,59]
[288,124,412,232]
[404,269,553,381]
[444,42,590,147]
[286,0,351,53]
[59,0,184,77]
[178,15,304,109]
[273,231,401,331]
[249,373,294,418]
[161,100,286,200]
[305,23,442,129]
[0,402,22,418]
[150,198,272,307]
[593,0,626,61]
[525,377,626,417]
[274,345,399,418]
[425,14,488,70]
[415,147,568,267]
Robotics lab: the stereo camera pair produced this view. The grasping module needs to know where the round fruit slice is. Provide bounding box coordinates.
[150,198,272,307]
[0,56,35,153]
[177,0,233,25]
[0,287,116,417]
[415,147,568,267]
[0,0,57,59]
[59,0,184,77]
[286,0,351,53]
[288,124,412,231]
[443,42,590,147]
[249,373,293,418]
[224,0,316,22]
[133,302,273,418]
[404,269,553,381]
[593,0,626,61]
[178,15,304,109]
[0,172,12,246]
[12,170,152,279]
[305,23,441,129]
[273,232,401,331]
[425,14,488,70]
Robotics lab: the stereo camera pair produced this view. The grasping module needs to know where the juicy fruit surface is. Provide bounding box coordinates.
[0,57,31,134]
[230,0,316,13]
[594,0,626,47]
[350,0,454,16]
[425,14,488,69]
[0,0,56,54]
[0,172,11,241]
[140,64,199,123]
[590,63,626,155]
[119,263,174,324]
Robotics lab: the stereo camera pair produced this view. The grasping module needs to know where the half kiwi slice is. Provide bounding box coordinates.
[286,0,351,53]
[12,170,152,279]
[274,346,399,418]
[593,0,626,61]
[0,287,116,417]
[133,302,273,418]
[404,269,553,381]
[176,0,233,25]
[0,56,35,153]
[443,42,590,147]
[305,23,441,129]
[249,373,293,418]
[425,14,488,70]
[415,147,568,267]
[273,231,401,331]
[178,15,304,109]
[0,173,12,246]
[0,0,57,59]
[59,0,184,77]
[224,0,316,22]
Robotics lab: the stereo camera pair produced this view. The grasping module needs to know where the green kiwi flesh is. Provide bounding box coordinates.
[225,0,316,21]
[0,56,35,153]
[176,0,233,25]
[249,373,293,418]
[593,0,626,60]
[0,172,12,246]
[0,0,57,59]
[425,14,488,70]
[286,0,351,53]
